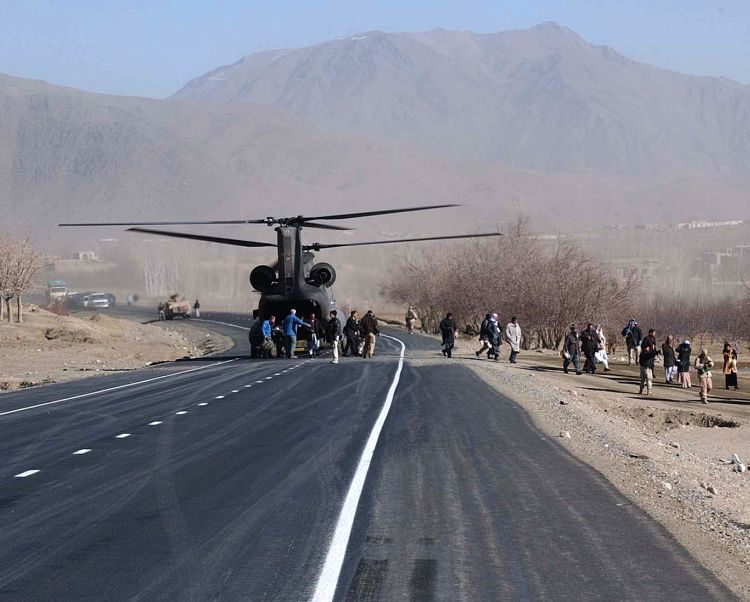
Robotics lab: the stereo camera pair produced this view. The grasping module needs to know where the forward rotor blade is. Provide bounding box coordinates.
[60,219,267,227]
[299,222,353,231]
[303,204,460,222]
[127,227,276,248]
[307,231,502,250]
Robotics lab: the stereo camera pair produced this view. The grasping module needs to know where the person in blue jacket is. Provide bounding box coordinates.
[260,315,276,358]
[283,309,310,359]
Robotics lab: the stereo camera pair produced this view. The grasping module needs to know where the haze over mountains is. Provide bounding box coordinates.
[2,22,749,248]
[174,23,750,176]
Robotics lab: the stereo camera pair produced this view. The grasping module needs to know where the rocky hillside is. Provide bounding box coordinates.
[173,23,750,176]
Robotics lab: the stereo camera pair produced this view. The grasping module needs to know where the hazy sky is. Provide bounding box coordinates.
[0,0,747,98]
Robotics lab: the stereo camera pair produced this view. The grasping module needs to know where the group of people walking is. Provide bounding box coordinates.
[467,314,522,363]
[342,309,380,359]
[562,323,610,375]
[253,308,380,363]
[568,317,742,404]
[253,306,742,404]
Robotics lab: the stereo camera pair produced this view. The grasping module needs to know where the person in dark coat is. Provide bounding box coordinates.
[723,343,739,390]
[662,336,677,384]
[622,318,643,365]
[343,311,360,357]
[642,328,657,351]
[360,310,379,358]
[475,313,492,357]
[327,309,342,364]
[580,323,601,374]
[272,323,285,358]
[676,340,692,389]
[563,325,582,375]
[439,312,457,358]
[486,313,502,360]
[638,343,659,395]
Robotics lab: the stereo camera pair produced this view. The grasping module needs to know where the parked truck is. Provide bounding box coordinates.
[46,280,68,302]
[159,294,191,320]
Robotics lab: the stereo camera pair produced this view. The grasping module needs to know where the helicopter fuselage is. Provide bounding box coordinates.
[255,226,337,322]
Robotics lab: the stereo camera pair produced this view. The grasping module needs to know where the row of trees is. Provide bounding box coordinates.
[386,216,750,350]
[386,218,638,349]
[632,292,750,349]
[0,235,48,323]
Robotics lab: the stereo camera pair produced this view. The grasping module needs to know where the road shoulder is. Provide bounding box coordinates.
[459,354,750,599]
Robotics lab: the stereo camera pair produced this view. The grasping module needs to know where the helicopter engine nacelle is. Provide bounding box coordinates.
[250,265,276,291]
[309,262,336,287]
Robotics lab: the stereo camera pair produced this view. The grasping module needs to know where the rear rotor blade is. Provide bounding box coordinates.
[127,227,276,248]
[306,231,502,251]
[303,204,459,222]
[60,219,268,227]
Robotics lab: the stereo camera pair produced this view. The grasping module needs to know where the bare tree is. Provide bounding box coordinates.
[0,236,49,323]
[0,236,14,322]
[385,218,639,349]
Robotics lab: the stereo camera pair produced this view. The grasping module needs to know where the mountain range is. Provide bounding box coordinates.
[174,23,750,176]
[2,23,749,248]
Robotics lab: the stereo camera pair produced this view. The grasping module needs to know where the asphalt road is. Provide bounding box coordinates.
[0,312,736,601]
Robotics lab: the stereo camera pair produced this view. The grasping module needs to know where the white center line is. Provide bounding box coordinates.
[216,395,225,399]
[149,421,163,426]
[115,433,131,439]
[198,402,208,406]
[274,373,282,376]
[175,411,188,415]
[0,359,237,418]
[312,334,405,602]
[231,389,239,393]
[265,377,273,380]
[15,469,40,478]
[192,318,251,331]
[72,449,92,455]
[255,380,264,384]
[243,385,252,388]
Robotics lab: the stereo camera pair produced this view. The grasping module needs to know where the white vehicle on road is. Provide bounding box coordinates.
[88,293,110,309]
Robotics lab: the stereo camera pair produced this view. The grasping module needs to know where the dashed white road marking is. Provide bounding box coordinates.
[216,395,225,399]
[231,389,239,393]
[198,402,208,406]
[0,359,237,418]
[265,377,273,380]
[72,449,92,455]
[115,433,131,439]
[149,421,163,426]
[175,411,188,415]
[274,373,282,376]
[255,380,264,384]
[312,334,405,602]
[15,470,40,478]
[243,385,252,388]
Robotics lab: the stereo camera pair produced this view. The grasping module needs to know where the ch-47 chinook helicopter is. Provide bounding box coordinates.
[60,204,501,322]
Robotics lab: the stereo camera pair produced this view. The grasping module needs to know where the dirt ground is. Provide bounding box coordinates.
[0,305,232,391]
[405,331,750,598]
